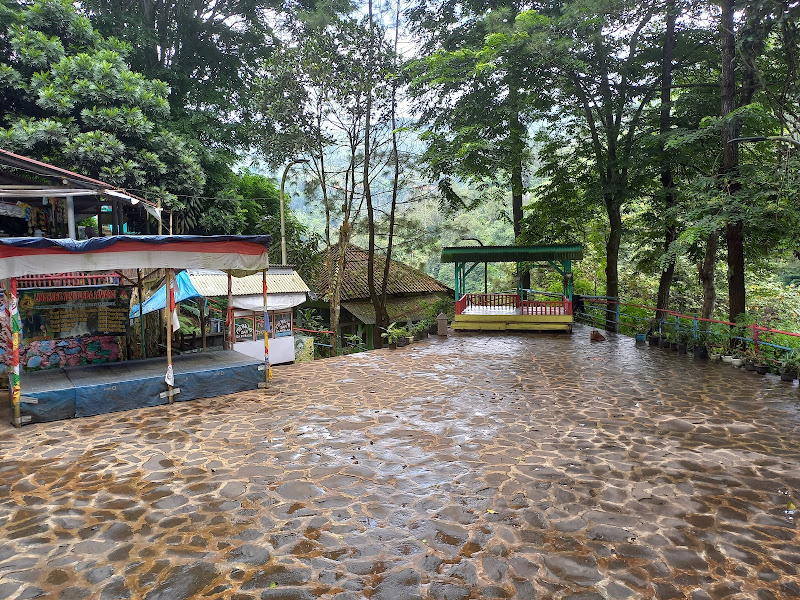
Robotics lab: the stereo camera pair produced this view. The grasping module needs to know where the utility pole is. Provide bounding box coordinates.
[280,159,309,265]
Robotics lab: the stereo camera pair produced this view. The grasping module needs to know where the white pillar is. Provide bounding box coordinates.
[66,195,76,239]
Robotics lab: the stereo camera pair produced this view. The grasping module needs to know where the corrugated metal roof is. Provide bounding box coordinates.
[440,245,584,263]
[186,269,309,297]
[314,244,452,301]
[342,294,446,325]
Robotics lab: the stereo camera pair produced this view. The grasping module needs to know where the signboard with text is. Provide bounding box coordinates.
[18,286,131,340]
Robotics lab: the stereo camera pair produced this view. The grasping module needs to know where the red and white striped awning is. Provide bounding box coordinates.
[0,235,271,280]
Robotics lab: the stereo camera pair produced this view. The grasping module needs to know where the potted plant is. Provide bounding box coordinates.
[692,332,709,359]
[742,346,758,371]
[381,322,405,349]
[676,330,689,354]
[731,352,745,368]
[780,350,799,381]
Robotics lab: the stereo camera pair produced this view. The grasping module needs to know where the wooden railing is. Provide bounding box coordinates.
[457,293,573,316]
[456,293,521,314]
[16,272,120,288]
[521,298,572,316]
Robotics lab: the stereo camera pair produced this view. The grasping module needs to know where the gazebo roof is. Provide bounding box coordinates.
[440,245,584,263]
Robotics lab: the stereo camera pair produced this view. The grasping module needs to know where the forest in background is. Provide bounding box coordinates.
[2,0,800,347]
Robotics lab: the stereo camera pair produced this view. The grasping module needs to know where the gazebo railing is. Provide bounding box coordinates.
[456,293,520,314]
[521,298,572,315]
[456,293,572,316]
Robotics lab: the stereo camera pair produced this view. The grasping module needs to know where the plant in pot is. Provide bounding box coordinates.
[780,350,799,382]
[633,319,652,343]
[381,322,405,349]
[719,330,735,363]
[659,325,673,349]
[730,351,745,368]
[741,346,758,371]
[692,332,709,359]
[676,330,689,354]
[752,345,771,375]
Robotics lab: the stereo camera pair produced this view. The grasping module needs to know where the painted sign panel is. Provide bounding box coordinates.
[18,286,131,340]
[274,312,292,338]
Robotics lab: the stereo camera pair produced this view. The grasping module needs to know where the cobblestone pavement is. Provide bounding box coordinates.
[1,326,799,600]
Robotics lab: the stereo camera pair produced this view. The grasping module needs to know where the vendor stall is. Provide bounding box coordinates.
[0,235,272,427]
[129,266,309,365]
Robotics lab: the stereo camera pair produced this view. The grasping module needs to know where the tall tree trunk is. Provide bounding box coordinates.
[363,0,385,349]
[720,0,745,322]
[510,107,529,290]
[605,197,622,332]
[380,0,402,335]
[699,230,719,319]
[655,2,677,322]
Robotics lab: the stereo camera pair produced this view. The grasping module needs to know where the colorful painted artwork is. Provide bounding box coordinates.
[0,335,121,371]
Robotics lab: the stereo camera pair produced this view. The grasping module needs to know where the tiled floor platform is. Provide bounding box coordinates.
[1,326,798,599]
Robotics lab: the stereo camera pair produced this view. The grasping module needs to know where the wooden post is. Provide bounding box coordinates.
[226,272,233,350]
[169,211,173,235]
[165,269,174,403]
[201,299,207,351]
[6,278,21,427]
[261,268,271,387]
[137,269,146,359]
[157,199,162,235]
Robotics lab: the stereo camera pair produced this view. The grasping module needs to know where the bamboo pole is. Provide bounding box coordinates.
[201,299,207,351]
[165,269,174,403]
[226,272,233,350]
[8,278,20,426]
[157,199,162,235]
[137,269,146,359]
[262,268,271,387]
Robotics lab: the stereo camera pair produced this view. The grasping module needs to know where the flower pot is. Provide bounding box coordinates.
[428,324,438,335]
[677,343,687,354]
[660,338,671,348]
[648,335,659,346]
[635,333,647,343]
[388,342,397,350]
[721,355,734,364]
[744,361,756,371]
[755,364,769,375]
[413,332,422,341]
[670,342,679,351]
[731,357,745,368]
[693,346,708,359]
[780,369,797,382]
[710,352,721,361]
[396,337,408,347]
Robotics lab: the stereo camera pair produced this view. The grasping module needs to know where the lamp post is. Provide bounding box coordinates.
[280,159,309,265]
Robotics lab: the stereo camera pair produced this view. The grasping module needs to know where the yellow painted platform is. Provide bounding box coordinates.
[453,314,573,332]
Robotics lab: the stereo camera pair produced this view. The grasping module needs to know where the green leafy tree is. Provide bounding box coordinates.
[0,0,205,229]
[407,1,536,287]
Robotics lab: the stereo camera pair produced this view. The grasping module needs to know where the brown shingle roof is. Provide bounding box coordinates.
[313,244,451,301]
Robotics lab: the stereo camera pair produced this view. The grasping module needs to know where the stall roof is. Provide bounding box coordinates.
[0,148,161,220]
[187,268,310,297]
[440,245,584,263]
[0,235,272,279]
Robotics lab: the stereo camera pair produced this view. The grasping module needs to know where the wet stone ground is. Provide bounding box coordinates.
[1,325,800,600]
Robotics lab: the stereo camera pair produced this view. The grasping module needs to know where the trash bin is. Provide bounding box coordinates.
[437,312,448,336]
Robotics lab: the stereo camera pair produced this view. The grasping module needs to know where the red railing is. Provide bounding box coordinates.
[456,293,521,314]
[521,298,572,316]
[16,272,119,288]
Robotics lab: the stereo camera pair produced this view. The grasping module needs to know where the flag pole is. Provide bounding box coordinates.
[165,268,174,403]
[262,268,272,387]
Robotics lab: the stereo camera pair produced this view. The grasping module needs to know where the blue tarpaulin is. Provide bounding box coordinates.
[130,269,202,318]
